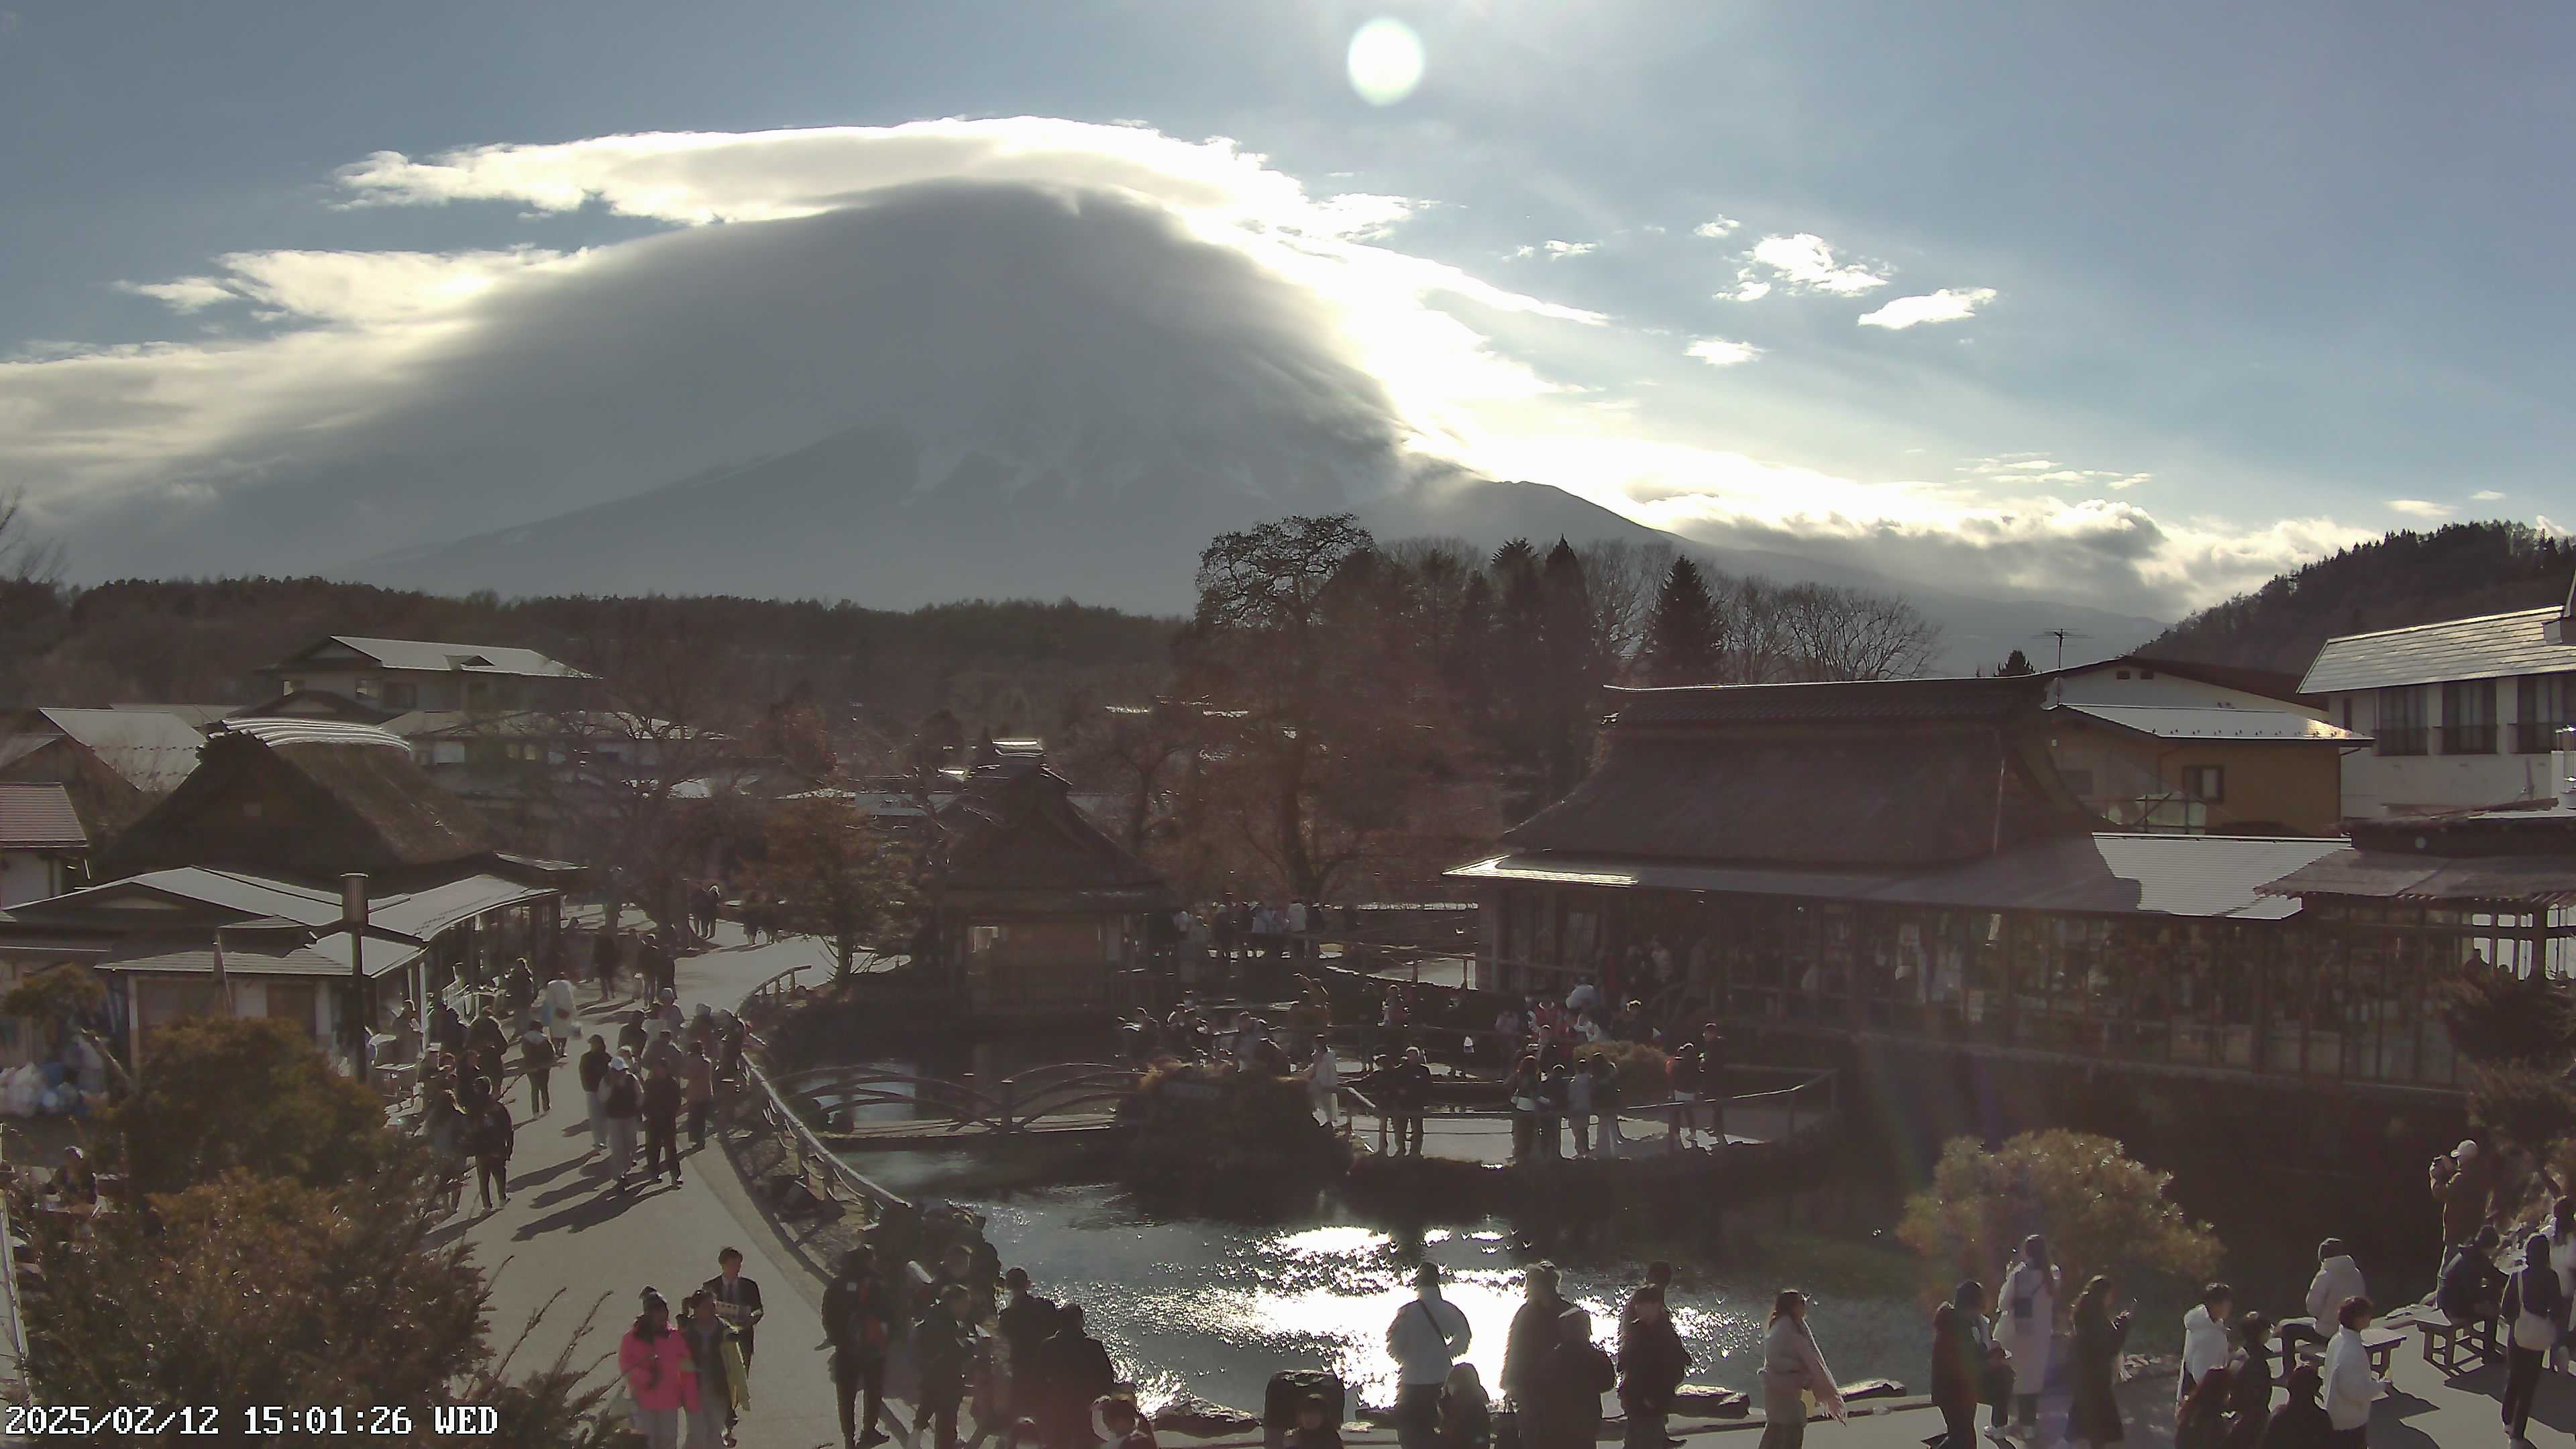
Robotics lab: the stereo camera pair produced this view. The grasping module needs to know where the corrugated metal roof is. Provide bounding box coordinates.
[310,636,593,679]
[2055,703,2368,743]
[2300,605,2576,694]
[109,704,238,729]
[1607,676,2042,727]
[6,867,350,928]
[1452,833,2343,920]
[32,708,204,792]
[100,934,423,979]
[365,875,553,940]
[211,716,412,752]
[2256,849,2576,906]
[0,785,87,850]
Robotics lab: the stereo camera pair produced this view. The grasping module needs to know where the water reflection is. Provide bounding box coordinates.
[857,1150,1921,1416]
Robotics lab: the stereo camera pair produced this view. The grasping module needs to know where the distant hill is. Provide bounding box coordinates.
[2143,522,2576,675]
[0,578,1179,747]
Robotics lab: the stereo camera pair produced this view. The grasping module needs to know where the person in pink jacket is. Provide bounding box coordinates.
[621,1290,702,1449]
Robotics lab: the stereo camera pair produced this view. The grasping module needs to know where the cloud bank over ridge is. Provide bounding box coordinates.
[0,119,2375,616]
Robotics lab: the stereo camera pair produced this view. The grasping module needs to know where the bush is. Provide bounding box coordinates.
[2435,965,2576,1067]
[2472,1062,2576,1159]
[1896,1130,2223,1297]
[111,1016,398,1197]
[1128,1060,1344,1211]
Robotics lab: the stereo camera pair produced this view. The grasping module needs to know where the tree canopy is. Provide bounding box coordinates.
[111,1014,398,1198]
[1898,1129,2224,1296]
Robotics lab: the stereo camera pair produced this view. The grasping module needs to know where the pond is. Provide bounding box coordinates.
[852,1148,1927,1417]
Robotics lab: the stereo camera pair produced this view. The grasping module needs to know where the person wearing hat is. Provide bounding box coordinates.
[1386,1049,1434,1157]
[1386,1264,1472,1449]
[1695,1023,1729,1147]
[2430,1139,2494,1279]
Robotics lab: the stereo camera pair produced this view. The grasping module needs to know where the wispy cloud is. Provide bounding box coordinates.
[1858,286,1996,330]
[1735,233,1889,297]
[2387,499,2455,518]
[2471,490,2506,502]
[1692,216,1740,239]
[117,278,237,313]
[1960,455,2149,491]
[1684,337,1762,367]
[1542,239,1597,260]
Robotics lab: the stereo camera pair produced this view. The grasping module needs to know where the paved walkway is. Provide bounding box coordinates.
[453,923,858,1449]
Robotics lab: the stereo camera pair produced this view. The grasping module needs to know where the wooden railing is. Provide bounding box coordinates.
[735,964,913,1218]
[784,1062,1143,1136]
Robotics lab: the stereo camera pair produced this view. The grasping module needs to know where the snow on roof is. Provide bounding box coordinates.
[2054,703,2370,743]
[278,635,594,680]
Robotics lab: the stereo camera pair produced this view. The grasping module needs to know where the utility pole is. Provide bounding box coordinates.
[2036,629,2094,669]
[342,873,370,1081]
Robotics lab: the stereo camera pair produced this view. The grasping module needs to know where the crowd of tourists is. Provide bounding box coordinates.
[412,951,747,1212]
[616,1247,769,1448]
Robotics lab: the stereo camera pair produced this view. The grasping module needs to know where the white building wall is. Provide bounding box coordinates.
[2329,680,2562,816]
[0,853,64,910]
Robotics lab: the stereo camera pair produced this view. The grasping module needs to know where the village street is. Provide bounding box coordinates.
[455,920,852,1448]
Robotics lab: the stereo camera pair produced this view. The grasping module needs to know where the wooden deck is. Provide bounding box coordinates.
[821,1110,1126,1150]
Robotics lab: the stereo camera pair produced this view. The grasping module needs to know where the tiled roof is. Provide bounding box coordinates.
[0,784,87,850]
[2300,605,2576,694]
[2055,703,2367,743]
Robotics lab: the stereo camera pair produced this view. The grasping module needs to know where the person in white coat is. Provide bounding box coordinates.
[2304,1240,2367,1330]
[1387,1264,1472,1449]
[1994,1235,2059,1438]
[1307,1037,1340,1123]
[2323,1296,2385,1447]
[2178,1282,2234,1407]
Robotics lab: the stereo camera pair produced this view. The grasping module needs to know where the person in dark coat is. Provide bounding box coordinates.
[641,1060,685,1186]
[2067,1275,2133,1448]
[824,1247,896,1449]
[1502,1263,1566,1407]
[468,1006,508,1067]
[1928,1299,1982,1448]
[1507,1057,1546,1164]
[470,1091,513,1212]
[593,930,623,1002]
[2258,1362,2331,1449]
[579,1034,612,1152]
[2436,1224,2505,1328]
[998,1267,1062,1428]
[1615,1286,1692,1449]
[1385,1049,1434,1157]
[1438,1363,1491,1449]
[1040,1303,1118,1449]
[1285,1395,1346,1449]
[2176,1365,2235,1449]
[2229,1310,2275,1440]
[1532,1307,1615,1449]
[914,1282,979,1449]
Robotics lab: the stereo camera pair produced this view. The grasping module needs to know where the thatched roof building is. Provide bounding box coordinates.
[94,718,500,885]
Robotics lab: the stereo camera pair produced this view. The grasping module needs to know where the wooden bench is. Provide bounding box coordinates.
[2275,1318,2412,1377]
[2409,1308,2501,1377]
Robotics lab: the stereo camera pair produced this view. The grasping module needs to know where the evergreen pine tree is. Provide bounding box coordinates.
[1643,555,1720,684]
[1995,647,2036,677]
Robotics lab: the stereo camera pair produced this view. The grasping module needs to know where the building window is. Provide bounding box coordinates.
[2339,696,2353,731]
[354,675,381,702]
[2181,764,2224,802]
[2440,679,2496,755]
[384,680,419,710]
[278,678,301,695]
[2518,673,2573,754]
[2375,686,2428,756]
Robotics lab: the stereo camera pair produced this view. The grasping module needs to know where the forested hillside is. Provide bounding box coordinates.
[2144,523,2575,674]
[0,576,1180,747]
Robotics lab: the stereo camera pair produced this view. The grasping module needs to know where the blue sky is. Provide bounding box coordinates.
[3,1,2569,614]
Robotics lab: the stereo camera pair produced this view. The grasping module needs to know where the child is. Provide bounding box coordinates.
[1284,1395,1344,1449]
[1438,1362,1491,1449]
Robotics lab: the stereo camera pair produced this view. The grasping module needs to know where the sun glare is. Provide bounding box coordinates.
[1346,18,1426,107]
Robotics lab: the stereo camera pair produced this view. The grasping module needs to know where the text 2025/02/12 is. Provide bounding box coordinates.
[3,1404,500,1435]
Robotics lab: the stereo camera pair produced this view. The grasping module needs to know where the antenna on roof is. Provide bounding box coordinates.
[2033,628,2094,669]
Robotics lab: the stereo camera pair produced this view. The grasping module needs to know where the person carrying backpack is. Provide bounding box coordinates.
[1534,1307,1615,1449]
[2503,1230,2563,1444]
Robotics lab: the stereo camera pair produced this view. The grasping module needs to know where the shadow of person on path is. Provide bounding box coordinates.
[512,1177,682,1240]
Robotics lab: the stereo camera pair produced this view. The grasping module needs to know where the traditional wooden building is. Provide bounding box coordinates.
[924,759,1171,1023]
[0,717,576,1069]
[1448,677,2537,1099]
